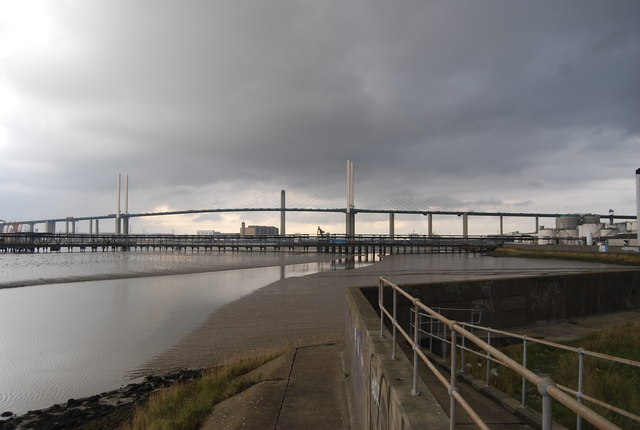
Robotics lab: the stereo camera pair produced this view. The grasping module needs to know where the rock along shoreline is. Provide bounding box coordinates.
[0,369,203,430]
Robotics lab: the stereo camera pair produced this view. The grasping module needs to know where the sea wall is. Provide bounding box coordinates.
[345,269,640,429]
[345,287,449,430]
[362,270,640,330]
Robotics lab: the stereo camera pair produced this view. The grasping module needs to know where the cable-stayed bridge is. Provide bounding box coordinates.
[1,162,636,237]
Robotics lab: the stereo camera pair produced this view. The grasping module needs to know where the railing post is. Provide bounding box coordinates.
[379,279,384,338]
[392,287,397,360]
[429,316,434,352]
[443,323,448,361]
[538,378,555,430]
[521,337,528,407]
[449,328,458,430]
[577,348,585,430]
[411,299,420,396]
[460,334,466,372]
[485,330,491,386]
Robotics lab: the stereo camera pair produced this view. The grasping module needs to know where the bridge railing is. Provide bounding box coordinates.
[378,277,636,430]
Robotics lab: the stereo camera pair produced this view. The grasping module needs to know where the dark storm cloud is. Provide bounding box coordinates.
[1,0,640,224]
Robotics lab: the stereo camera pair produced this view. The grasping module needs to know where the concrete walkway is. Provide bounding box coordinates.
[200,343,350,430]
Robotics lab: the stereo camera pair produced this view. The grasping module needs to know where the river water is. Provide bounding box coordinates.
[0,251,369,415]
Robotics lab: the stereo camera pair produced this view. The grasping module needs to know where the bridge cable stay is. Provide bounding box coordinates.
[272,170,457,213]
[276,172,346,209]
[28,174,128,233]
[354,170,456,212]
[58,169,460,231]
[134,169,458,214]
[224,173,346,210]
[285,184,344,209]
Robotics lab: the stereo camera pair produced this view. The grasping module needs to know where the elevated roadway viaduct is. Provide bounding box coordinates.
[3,208,636,237]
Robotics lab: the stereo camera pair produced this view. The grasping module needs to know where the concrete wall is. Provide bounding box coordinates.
[363,270,640,331]
[345,288,449,430]
[504,242,637,254]
[346,270,640,429]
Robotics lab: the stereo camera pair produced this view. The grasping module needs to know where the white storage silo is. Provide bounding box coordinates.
[578,223,602,239]
[537,228,557,245]
[557,229,580,245]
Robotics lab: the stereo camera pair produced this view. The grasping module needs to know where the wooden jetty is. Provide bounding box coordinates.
[0,233,513,255]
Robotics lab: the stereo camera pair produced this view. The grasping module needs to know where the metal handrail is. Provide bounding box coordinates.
[457,322,640,368]
[379,287,490,430]
[415,306,483,325]
[378,276,627,430]
[427,325,640,426]
[449,321,640,428]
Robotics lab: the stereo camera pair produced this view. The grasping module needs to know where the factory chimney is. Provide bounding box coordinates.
[636,169,640,247]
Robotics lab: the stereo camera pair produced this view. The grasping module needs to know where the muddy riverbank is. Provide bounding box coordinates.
[137,253,624,375]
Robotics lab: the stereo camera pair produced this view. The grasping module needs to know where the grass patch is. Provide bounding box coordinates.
[463,321,640,428]
[490,247,640,266]
[120,348,288,430]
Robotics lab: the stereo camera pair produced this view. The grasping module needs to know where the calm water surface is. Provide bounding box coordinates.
[0,251,368,414]
[0,251,343,284]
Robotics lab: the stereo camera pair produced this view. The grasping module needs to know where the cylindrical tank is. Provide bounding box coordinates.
[578,223,602,239]
[556,216,579,230]
[537,228,557,245]
[557,229,579,245]
[582,215,600,224]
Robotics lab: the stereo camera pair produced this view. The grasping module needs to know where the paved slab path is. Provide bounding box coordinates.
[200,343,350,430]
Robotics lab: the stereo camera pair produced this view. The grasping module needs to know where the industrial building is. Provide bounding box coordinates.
[537,214,637,246]
[196,230,222,235]
[240,222,278,236]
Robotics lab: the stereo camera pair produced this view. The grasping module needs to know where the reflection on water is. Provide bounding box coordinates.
[0,256,373,415]
[0,251,378,286]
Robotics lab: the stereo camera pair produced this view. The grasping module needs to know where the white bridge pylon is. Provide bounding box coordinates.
[346,160,355,236]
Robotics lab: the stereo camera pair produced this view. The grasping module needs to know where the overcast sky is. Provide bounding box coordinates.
[1,0,639,235]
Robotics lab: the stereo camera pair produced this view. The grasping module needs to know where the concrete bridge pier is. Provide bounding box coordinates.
[115,216,121,235]
[462,213,469,238]
[427,213,433,237]
[95,219,100,235]
[280,190,286,236]
[122,217,129,235]
[45,220,56,233]
[389,213,394,238]
[346,212,355,236]
[346,160,355,237]
[500,216,504,235]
